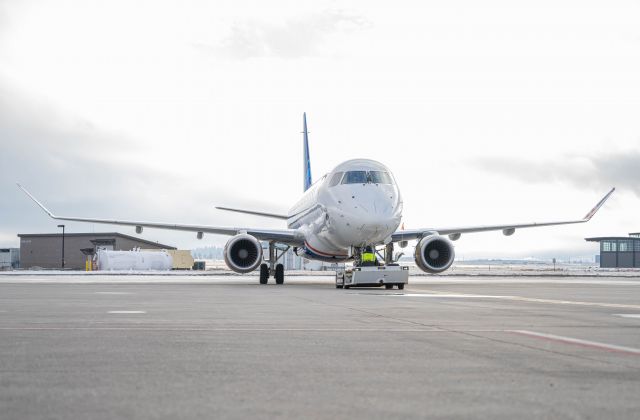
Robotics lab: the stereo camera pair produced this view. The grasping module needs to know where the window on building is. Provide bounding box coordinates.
[602,241,616,252]
[328,172,343,187]
[619,240,631,252]
[635,241,640,252]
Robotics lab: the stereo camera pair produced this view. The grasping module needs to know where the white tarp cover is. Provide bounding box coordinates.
[96,249,172,271]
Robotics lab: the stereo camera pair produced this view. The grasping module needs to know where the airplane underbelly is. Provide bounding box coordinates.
[297,235,350,262]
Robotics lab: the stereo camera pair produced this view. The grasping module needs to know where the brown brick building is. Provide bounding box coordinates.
[18,232,175,270]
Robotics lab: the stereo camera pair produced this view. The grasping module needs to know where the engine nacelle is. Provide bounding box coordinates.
[414,235,455,274]
[223,234,263,273]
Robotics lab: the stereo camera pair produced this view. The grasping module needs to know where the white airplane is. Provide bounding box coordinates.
[18,113,614,284]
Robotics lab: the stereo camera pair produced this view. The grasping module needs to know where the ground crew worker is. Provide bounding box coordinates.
[361,246,377,266]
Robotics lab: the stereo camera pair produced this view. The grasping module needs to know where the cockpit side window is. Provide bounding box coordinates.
[328,172,344,187]
[341,171,368,184]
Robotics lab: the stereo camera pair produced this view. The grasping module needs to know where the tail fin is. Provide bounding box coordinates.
[303,112,312,192]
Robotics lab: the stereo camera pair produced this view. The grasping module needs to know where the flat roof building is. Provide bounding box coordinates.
[18,232,175,270]
[585,233,640,268]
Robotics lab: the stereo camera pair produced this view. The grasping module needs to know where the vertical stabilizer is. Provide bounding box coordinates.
[303,112,312,192]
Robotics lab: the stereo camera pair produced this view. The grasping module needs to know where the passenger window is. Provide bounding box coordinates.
[342,171,368,184]
[329,172,344,187]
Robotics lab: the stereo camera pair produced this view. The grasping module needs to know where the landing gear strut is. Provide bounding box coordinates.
[259,242,289,285]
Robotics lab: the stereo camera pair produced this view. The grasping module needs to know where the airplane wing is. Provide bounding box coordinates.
[17,184,304,245]
[392,188,615,243]
[215,206,289,220]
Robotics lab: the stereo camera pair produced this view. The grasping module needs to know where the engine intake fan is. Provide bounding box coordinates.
[224,234,263,273]
[414,235,455,274]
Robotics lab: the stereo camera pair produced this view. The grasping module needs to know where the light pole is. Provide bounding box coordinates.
[57,224,65,269]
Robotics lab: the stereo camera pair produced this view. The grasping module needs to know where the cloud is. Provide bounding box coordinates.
[0,84,283,248]
[473,150,640,197]
[0,1,10,43]
[0,86,296,249]
[202,9,370,59]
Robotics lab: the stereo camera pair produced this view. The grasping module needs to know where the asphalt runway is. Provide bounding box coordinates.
[1,274,640,419]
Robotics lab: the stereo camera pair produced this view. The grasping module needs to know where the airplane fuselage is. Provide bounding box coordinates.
[287,159,403,261]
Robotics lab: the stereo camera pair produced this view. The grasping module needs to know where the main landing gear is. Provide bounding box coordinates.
[259,242,288,285]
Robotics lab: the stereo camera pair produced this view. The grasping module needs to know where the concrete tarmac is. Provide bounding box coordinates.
[1,274,639,419]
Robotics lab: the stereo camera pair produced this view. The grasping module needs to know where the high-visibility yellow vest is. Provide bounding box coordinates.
[362,253,376,263]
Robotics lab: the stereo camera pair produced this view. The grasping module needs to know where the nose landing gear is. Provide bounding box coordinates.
[337,243,409,289]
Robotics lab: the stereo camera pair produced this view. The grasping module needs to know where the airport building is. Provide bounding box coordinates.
[585,233,640,268]
[18,232,176,270]
[0,248,20,270]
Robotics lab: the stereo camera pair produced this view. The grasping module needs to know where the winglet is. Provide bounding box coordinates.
[302,112,312,192]
[16,183,56,218]
[583,187,615,221]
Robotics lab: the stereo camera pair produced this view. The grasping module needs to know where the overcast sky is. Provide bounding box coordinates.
[1,0,639,259]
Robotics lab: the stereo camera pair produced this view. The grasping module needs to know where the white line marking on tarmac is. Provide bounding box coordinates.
[389,293,506,298]
[0,327,509,332]
[615,314,640,319]
[95,292,132,295]
[386,291,640,310]
[511,330,640,356]
[108,311,146,314]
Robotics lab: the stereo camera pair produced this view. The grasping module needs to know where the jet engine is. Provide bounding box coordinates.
[223,234,263,273]
[414,235,455,274]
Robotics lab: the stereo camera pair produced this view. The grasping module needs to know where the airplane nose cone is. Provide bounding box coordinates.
[354,200,400,237]
[329,184,402,246]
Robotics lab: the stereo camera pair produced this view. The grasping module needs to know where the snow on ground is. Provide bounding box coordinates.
[1,263,638,277]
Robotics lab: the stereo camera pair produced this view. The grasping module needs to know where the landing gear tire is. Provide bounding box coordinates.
[275,264,284,285]
[339,274,348,289]
[259,264,269,285]
[397,283,405,290]
[385,284,393,290]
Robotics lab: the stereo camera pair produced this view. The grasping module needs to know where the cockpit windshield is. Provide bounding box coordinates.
[341,171,367,184]
[338,170,394,185]
[369,171,393,184]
